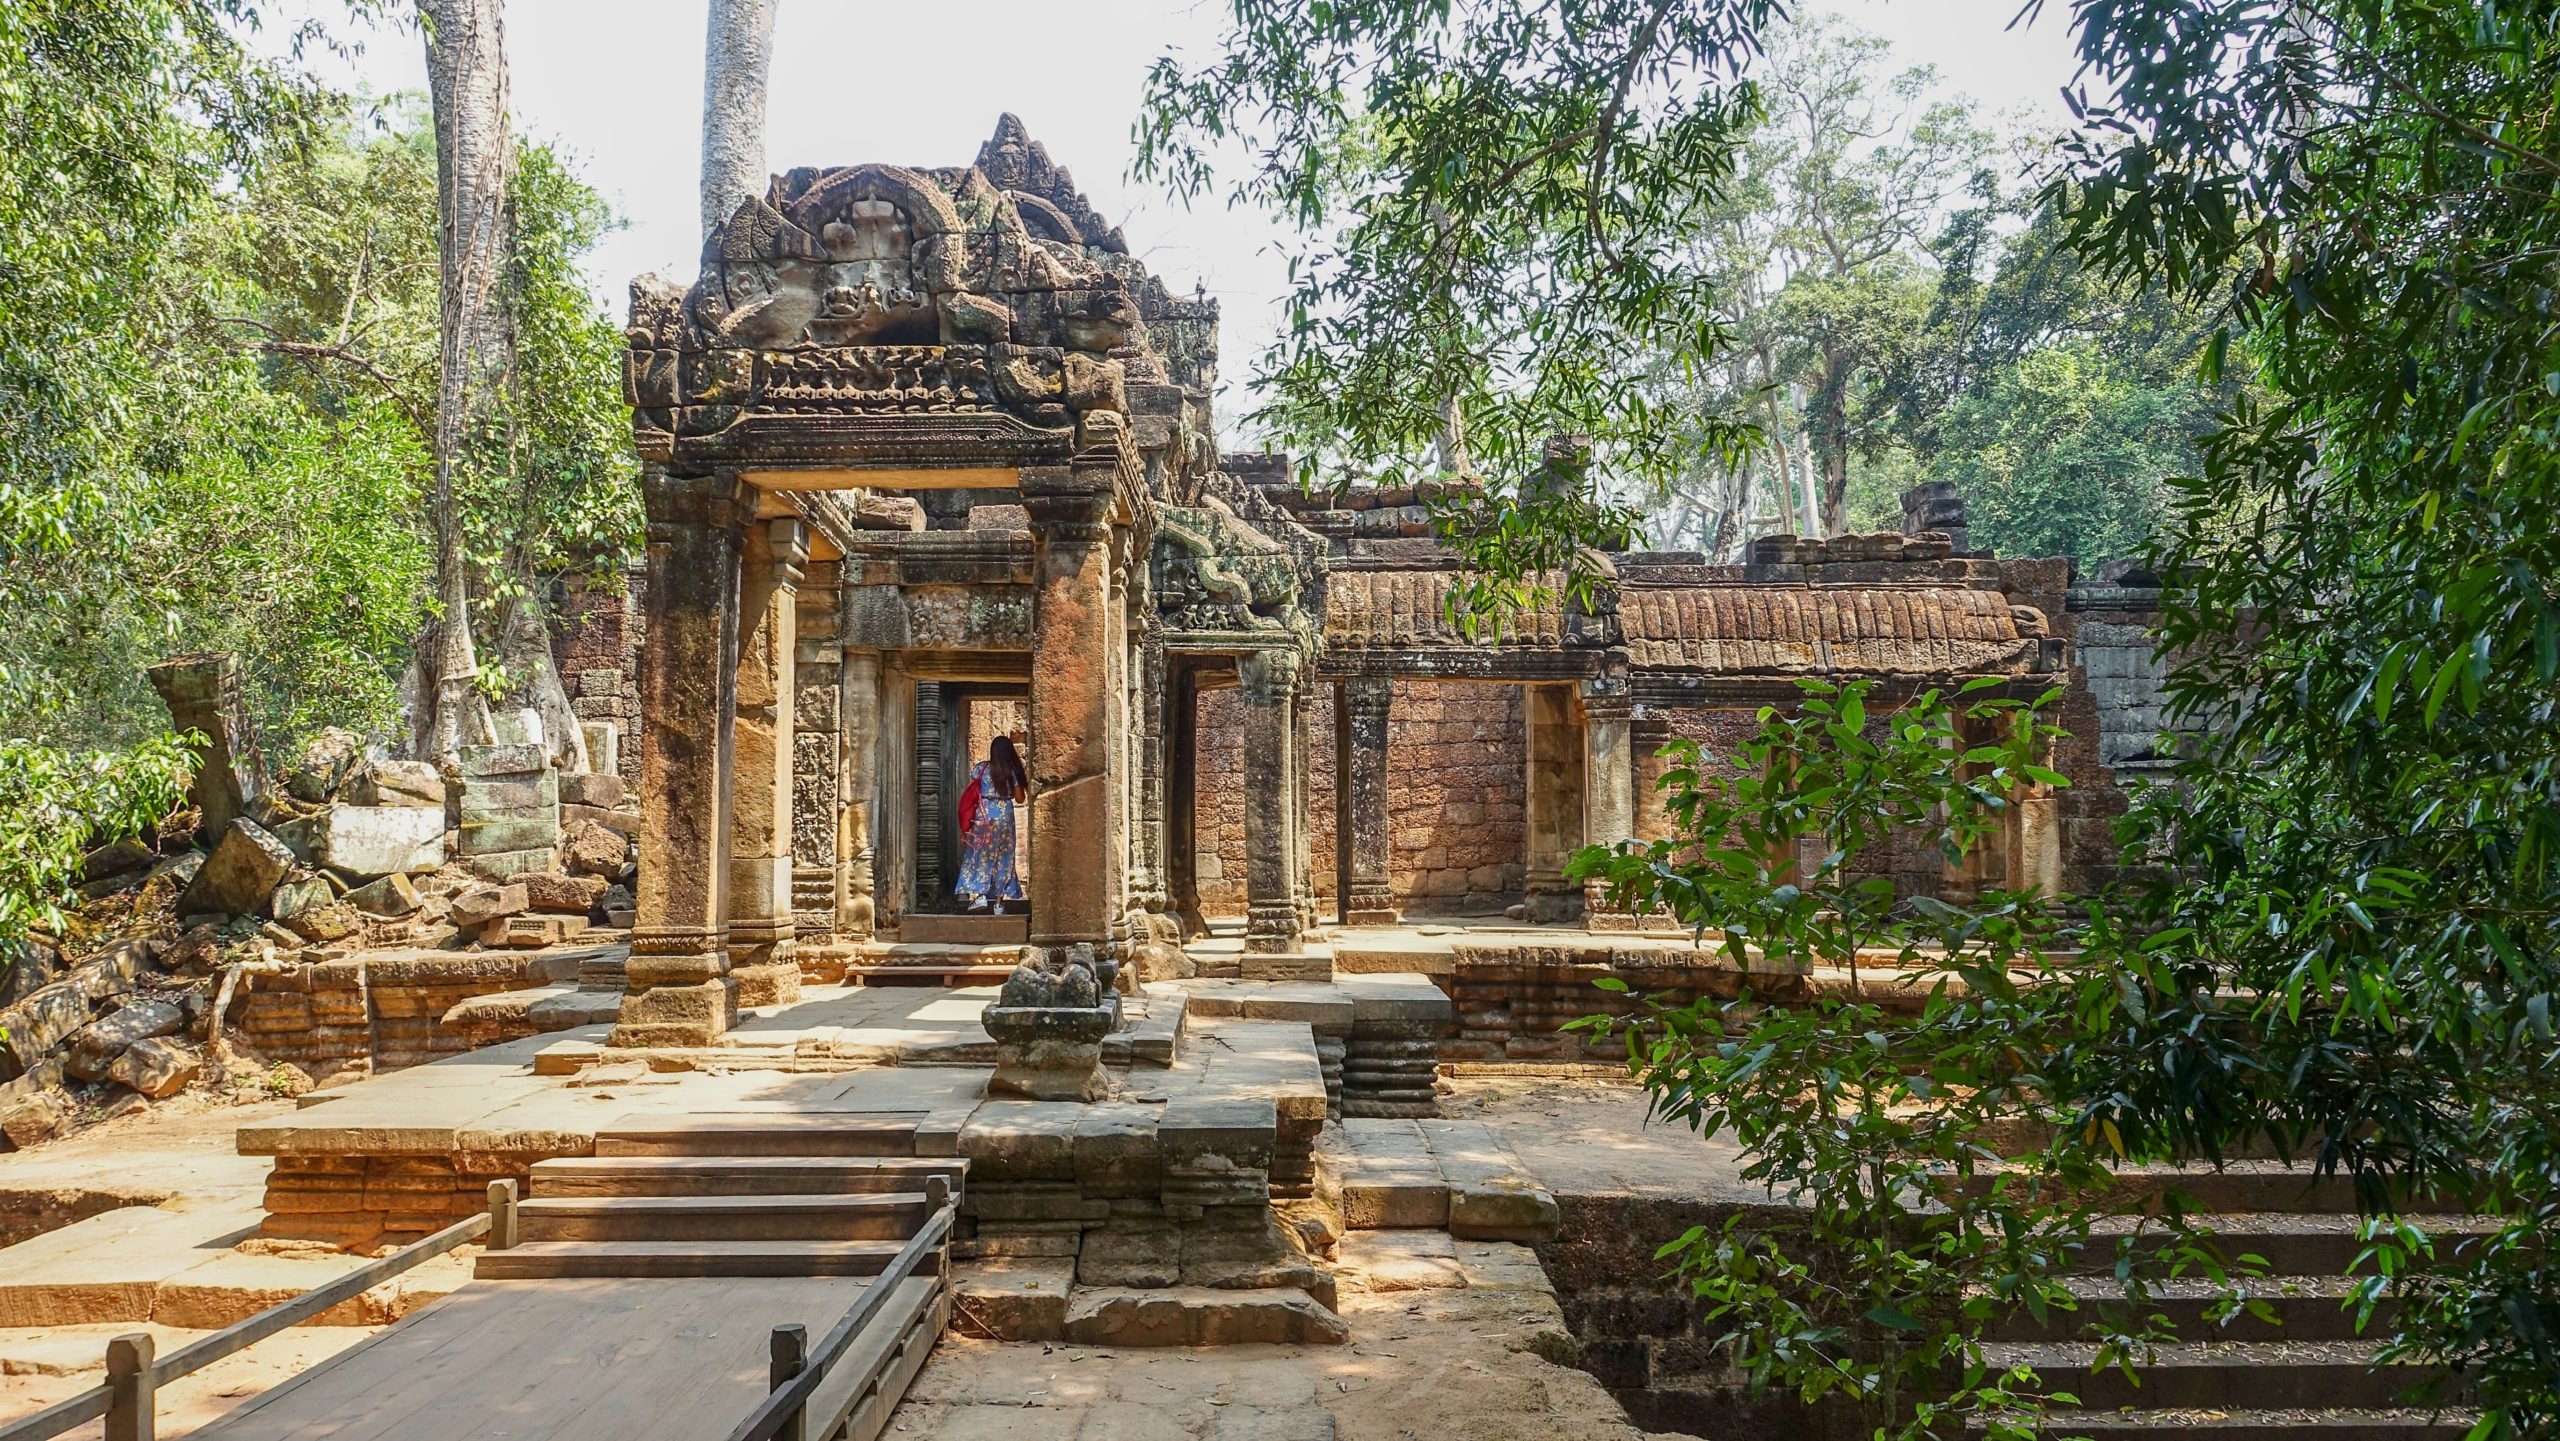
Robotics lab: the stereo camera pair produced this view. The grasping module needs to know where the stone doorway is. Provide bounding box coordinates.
[910,679,1031,921]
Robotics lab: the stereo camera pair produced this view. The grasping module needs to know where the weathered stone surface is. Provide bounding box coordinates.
[464,848,556,882]
[281,726,362,802]
[0,1089,66,1148]
[485,913,589,948]
[950,1260,1072,1341]
[270,873,334,922]
[450,883,529,928]
[1060,1287,1348,1347]
[0,983,91,1077]
[105,1036,200,1098]
[316,803,448,879]
[145,653,260,841]
[518,871,607,914]
[557,821,627,879]
[175,818,295,918]
[63,999,184,1080]
[343,872,421,918]
[282,902,360,944]
[560,771,624,809]
[346,759,445,808]
[982,1005,1112,1102]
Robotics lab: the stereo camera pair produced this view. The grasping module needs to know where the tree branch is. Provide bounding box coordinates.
[216,316,433,440]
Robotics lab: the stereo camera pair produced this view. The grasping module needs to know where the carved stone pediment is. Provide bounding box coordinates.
[1153,495,1314,638]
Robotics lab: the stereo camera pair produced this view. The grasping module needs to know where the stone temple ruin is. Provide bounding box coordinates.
[4,118,2220,1440]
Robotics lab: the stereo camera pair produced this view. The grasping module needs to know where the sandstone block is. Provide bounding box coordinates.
[459,816,559,856]
[457,743,545,778]
[0,1089,66,1148]
[1,982,93,1077]
[1061,1287,1348,1347]
[64,998,184,1080]
[464,849,556,882]
[556,821,628,879]
[345,759,445,808]
[106,1035,199,1098]
[284,902,360,944]
[449,883,528,928]
[176,818,296,918]
[560,771,624,809]
[518,871,606,914]
[270,874,333,921]
[950,1260,1073,1341]
[316,803,448,879]
[343,872,421,919]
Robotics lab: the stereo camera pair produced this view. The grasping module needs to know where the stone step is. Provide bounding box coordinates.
[1061,1285,1350,1347]
[1988,1276,2397,1343]
[593,1114,923,1157]
[2076,1215,2500,1278]
[1986,1340,2470,1412]
[1966,1164,2473,1217]
[897,914,1029,946]
[529,1155,967,1198]
[2004,1409,2476,1441]
[516,1192,931,1243]
[1316,1117,1559,1240]
[473,1240,924,1279]
[846,964,1016,988]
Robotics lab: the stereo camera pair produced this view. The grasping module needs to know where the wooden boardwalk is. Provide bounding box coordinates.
[189,1276,896,1440]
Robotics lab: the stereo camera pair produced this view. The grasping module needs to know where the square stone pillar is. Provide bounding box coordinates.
[1240,647,1310,958]
[836,648,880,941]
[1522,683,1586,924]
[1291,674,1320,936]
[726,517,804,1008]
[1580,674,1637,925]
[617,472,746,1048]
[1632,714,1676,844]
[1339,675,1399,925]
[1022,468,1117,960]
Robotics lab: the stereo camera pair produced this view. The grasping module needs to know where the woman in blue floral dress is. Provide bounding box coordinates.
[955,735,1028,913]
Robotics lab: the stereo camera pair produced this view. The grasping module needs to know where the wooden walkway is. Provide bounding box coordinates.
[188,1276,913,1440]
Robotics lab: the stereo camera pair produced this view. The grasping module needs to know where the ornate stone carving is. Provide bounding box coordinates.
[1154,497,1312,638]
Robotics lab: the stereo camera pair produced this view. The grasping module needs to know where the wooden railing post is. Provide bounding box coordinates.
[768,1324,809,1441]
[926,1176,951,1209]
[486,1179,519,1251]
[104,1333,154,1441]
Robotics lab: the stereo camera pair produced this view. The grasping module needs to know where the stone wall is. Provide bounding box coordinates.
[1194,679,1524,918]
[550,564,647,786]
[234,952,563,1076]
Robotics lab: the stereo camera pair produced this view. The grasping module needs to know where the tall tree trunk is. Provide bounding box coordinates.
[416,0,510,766]
[701,0,778,239]
[1810,350,1851,536]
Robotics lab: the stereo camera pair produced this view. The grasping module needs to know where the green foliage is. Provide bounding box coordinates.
[1137,0,1783,606]
[0,736,191,950]
[2037,0,2560,1428]
[1568,679,2244,1439]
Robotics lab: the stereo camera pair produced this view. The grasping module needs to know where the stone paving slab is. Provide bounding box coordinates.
[1314,1117,1560,1238]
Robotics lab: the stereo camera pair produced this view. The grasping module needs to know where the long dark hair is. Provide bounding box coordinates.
[987,735,1028,802]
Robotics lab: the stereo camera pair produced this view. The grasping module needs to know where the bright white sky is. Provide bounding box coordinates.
[265,0,2084,421]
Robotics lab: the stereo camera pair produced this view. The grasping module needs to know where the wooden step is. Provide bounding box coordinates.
[516,1192,931,1243]
[593,1114,923,1158]
[474,1240,933,1280]
[529,1155,967,1199]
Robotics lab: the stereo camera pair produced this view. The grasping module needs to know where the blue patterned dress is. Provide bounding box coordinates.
[953,761,1023,903]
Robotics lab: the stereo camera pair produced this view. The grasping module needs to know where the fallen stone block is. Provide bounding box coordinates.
[484,913,588,949]
[0,982,93,1077]
[106,1036,200,1098]
[345,759,445,808]
[270,873,334,921]
[343,872,421,919]
[64,998,185,1080]
[557,820,628,879]
[175,818,296,918]
[519,870,607,914]
[0,1088,66,1148]
[315,803,447,879]
[1061,1286,1349,1347]
[449,882,529,928]
[464,848,555,881]
[560,771,624,809]
[283,902,361,944]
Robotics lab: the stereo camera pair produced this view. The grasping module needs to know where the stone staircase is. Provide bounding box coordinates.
[1981,1165,2484,1440]
[476,1115,966,1280]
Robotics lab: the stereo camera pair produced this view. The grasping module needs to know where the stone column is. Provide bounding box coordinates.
[1291,675,1319,935]
[1168,665,1203,934]
[1240,647,1314,966]
[1580,674,1637,927]
[1340,675,1399,925]
[1130,637,1171,913]
[617,471,746,1048]
[873,665,914,935]
[1022,467,1116,962]
[789,563,841,962]
[1521,683,1586,924]
[725,516,803,1007]
[836,648,880,941]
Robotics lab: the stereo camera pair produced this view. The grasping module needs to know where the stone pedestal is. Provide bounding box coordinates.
[728,518,803,1007]
[1240,648,1306,953]
[983,1005,1115,1102]
[1023,467,1118,963]
[1521,683,1585,924]
[616,471,744,1048]
[1338,676,1398,925]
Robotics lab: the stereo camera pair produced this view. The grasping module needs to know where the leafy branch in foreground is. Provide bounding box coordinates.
[1135,0,1777,612]
[1568,679,2257,1439]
